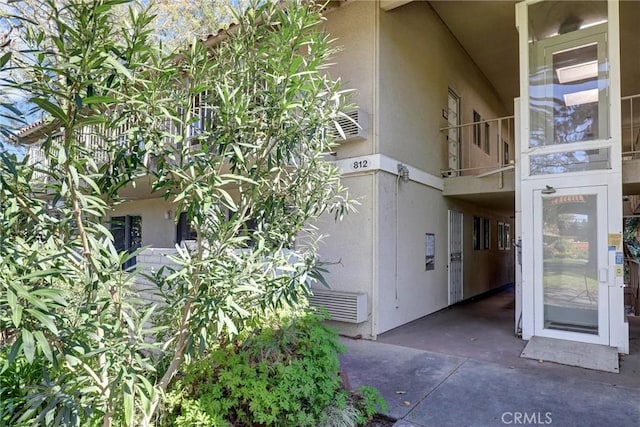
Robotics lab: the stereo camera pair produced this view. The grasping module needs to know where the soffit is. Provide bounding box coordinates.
[428,0,640,115]
[429,1,519,114]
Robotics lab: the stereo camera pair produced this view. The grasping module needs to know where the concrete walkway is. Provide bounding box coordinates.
[341,339,639,427]
[339,287,640,426]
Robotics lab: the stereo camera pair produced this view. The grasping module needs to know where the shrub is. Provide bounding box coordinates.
[1,0,354,424]
[162,310,385,426]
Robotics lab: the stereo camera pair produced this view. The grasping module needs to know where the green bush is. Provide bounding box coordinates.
[162,310,385,426]
[0,351,45,424]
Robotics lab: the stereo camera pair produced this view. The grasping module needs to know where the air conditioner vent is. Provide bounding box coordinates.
[332,109,368,142]
[308,288,368,323]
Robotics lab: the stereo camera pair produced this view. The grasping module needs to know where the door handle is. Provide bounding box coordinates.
[598,268,608,283]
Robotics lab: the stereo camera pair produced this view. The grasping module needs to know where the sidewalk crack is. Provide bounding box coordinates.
[402,357,469,422]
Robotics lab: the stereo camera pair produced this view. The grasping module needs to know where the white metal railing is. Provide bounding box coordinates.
[440,115,515,177]
[25,92,215,179]
[622,94,640,160]
[439,95,640,179]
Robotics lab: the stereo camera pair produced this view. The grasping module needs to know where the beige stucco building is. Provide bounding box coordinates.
[22,0,640,356]
[312,1,640,357]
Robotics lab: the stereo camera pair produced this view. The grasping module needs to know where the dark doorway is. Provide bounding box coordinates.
[111,215,142,269]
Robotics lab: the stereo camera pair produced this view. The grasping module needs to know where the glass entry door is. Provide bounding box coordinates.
[533,186,609,344]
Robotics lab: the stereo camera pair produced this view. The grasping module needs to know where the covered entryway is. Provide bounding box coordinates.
[377,285,640,379]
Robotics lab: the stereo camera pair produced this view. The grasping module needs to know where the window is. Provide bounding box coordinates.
[178,91,215,144]
[504,223,511,250]
[473,111,482,148]
[177,212,197,244]
[473,110,491,155]
[195,91,214,134]
[110,215,142,269]
[483,218,490,249]
[497,222,505,250]
[484,122,490,154]
[473,216,481,250]
[503,141,510,165]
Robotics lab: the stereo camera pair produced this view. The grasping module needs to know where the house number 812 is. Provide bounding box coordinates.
[352,160,369,169]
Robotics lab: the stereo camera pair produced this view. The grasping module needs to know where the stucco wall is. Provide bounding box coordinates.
[323,0,377,159]
[108,198,176,248]
[314,173,376,338]
[378,1,510,176]
[376,172,449,333]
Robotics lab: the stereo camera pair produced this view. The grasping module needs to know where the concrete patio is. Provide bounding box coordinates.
[340,286,640,426]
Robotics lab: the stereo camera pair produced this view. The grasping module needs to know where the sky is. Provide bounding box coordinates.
[0,0,248,158]
[0,0,30,156]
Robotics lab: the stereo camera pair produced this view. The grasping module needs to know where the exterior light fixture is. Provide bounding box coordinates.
[397,163,410,182]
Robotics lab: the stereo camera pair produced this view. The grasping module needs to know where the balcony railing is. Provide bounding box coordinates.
[440,115,515,177]
[622,94,640,160]
[440,94,640,179]
[26,126,123,180]
[25,91,216,180]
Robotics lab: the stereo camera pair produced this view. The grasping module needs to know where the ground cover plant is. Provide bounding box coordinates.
[161,310,386,426]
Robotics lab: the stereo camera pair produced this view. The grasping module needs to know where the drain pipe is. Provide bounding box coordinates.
[395,172,400,309]
[370,2,380,340]
[395,164,409,309]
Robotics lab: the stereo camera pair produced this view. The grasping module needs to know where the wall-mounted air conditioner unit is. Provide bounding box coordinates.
[308,288,368,323]
[332,108,368,142]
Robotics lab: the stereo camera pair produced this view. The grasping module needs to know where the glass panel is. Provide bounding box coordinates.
[528,1,609,150]
[530,147,610,175]
[552,43,599,144]
[542,194,598,334]
[528,1,607,43]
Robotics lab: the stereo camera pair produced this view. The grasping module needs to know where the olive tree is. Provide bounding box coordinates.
[1,0,352,425]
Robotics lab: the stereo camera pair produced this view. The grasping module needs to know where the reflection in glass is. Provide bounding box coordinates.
[530,147,610,175]
[542,195,598,334]
[528,1,609,151]
[528,1,607,43]
[552,44,599,144]
[530,39,607,148]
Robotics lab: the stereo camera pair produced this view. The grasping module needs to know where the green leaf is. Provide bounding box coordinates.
[22,329,35,363]
[0,52,11,68]
[20,269,65,281]
[33,331,53,362]
[8,337,22,364]
[103,54,133,80]
[74,93,83,109]
[30,98,68,125]
[64,354,81,367]
[13,305,23,328]
[79,115,107,126]
[26,308,59,335]
[69,165,80,188]
[57,147,67,164]
[7,288,18,315]
[124,376,135,426]
[83,96,119,105]
[0,151,17,176]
